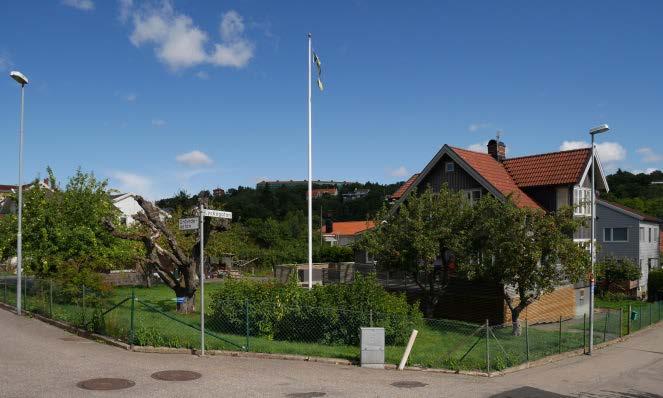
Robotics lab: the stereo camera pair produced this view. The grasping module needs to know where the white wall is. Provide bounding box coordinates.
[114,196,143,226]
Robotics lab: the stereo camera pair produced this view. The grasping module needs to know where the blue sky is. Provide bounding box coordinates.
[1,0,662,199]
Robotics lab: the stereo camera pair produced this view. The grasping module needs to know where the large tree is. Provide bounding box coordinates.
[105,194,228,313]
[464,196,590,335]
[361,186,470,317]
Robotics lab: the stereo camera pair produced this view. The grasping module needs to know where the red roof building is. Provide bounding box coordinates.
[321,220,375,247]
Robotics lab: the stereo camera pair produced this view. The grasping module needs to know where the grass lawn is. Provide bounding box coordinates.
[3,280,658,372]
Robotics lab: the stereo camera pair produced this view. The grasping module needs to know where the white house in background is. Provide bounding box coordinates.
[111,193,170,226]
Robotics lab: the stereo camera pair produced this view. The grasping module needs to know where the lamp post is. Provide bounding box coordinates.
[588,123,609,355]
[9,70,28,316]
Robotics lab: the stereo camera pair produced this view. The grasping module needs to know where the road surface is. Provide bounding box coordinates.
[0,308,661,397]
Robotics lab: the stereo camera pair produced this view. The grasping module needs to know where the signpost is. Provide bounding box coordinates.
[178,208,232,356]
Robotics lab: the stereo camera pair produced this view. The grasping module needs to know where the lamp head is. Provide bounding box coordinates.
[9,71,29,86]
[589,124,610,135]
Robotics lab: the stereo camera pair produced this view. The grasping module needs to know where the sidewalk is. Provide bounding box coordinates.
[0,308,661,397]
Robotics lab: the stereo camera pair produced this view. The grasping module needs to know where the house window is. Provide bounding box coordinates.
[120,216,128,226]
[648,258,658,271]
[464,189,481,204]
[649,227,652,243]
[640,227,645,242]
[445,162,454,172]
[573,187,591,216]
[604,227,628,242]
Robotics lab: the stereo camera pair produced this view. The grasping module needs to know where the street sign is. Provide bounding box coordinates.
[179,217,199,230]
[202,209,232,219]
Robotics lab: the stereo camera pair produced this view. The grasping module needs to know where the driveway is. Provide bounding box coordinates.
[0,308,661,397]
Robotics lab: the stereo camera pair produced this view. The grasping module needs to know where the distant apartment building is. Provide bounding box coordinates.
[342,188,370,202]
[307,188,338,199]
[256,180,356,189]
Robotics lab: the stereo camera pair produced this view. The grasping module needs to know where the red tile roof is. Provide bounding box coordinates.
[503,148,591,188]
[450,147,542,210]
[390,174,420,200]
[321,221,376,236]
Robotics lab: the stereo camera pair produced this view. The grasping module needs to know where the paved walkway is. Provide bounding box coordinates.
[0,308,661,397]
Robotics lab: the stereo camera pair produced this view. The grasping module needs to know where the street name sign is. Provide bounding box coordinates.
[179,217,199,230]
[202,209,232,219]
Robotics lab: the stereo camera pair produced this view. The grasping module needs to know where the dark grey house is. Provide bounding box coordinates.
[596,200,661,297]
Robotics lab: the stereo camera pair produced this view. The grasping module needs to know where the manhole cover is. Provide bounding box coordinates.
[151,370,202,381]
[285,393,326,398]
[391,381,428,389]
[77,378,135,391]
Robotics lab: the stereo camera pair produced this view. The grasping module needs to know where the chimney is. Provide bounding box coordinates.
[487,139,506,162]
[325,219,333,233]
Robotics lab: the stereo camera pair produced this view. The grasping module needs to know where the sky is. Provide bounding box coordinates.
[1,0,662,199]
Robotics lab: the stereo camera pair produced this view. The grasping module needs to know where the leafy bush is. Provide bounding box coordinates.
[647,269,663,302]
[596,256,640,294]
[208,274,422,346]
[600,291,630,302]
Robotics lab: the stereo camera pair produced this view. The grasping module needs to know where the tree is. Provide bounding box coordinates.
[105,193,228,313]
[596,256,640,294]
[464,196,590,335]
[361,186,470,317]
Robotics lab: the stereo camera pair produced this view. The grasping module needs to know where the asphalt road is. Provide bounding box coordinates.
[0,308,662,398]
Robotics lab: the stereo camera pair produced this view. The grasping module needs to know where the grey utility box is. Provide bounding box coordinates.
[360,327,385,369]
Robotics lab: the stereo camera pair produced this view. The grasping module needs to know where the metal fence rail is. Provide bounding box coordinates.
[1,277,661,372]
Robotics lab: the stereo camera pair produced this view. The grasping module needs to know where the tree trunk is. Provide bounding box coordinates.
[511,308,522,336]
[175,291,196,314]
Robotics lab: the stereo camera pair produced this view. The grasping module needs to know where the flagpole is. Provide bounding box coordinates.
[307,33,313,290]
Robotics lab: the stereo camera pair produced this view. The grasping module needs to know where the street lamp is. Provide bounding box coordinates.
[588,123,609,355]
[10,70,28,316]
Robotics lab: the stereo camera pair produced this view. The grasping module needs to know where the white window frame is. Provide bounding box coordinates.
[604,227,629,243]
[640,227,645,242]
[463,188,482,205]
[573,186,591,216]
[445,162,454,173]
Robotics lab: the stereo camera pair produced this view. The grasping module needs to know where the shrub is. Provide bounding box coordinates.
[601,291,630,302]
[647,269,663,302]
[208,274,422,346]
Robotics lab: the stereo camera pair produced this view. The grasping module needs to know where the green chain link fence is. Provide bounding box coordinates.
[1,277,662,373]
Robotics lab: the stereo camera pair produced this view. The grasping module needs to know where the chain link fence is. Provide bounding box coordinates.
[1,277,662,373]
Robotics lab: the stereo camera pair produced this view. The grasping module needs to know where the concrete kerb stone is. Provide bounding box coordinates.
[2,302,661,378]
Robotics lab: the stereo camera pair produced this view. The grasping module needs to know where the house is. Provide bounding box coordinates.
[212,188,225,197]
[307,187,338,199]
[342,188,370,202]
[596,200,661,297]
[321,220,375,247]
[391,139,609,322]
[111,193,170,226]
[256,180,356,189]
[0,179,52,216]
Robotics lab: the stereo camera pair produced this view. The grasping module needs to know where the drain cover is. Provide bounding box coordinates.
[151,370,202,381]
[77,378,135,391]
[285,393,326,398]
[391,381,428,389]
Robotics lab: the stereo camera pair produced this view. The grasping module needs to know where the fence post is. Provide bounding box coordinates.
[619,308,623,338]
[369,309,373,327]
[649,303,652,326]
[245,299,250,351]
[603,311,609,342]
[23,277,27,311]
[627,305,632,335]
[485,319,490,373]
[49,280,53,318]
[639,304,642,330]
[525,318,530,362]
[583,313,587,353]
[82,285,86,327]
[558,316,562,354]
[3,281,6,303]
[129,287,135,349]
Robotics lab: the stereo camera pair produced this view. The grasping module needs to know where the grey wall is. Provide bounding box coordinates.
[596,203,639,262]
[639,221,660,291]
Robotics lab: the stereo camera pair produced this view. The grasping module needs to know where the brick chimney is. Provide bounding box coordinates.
[487,139,506,162]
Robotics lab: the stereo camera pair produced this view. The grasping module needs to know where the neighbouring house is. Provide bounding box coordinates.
[0,179,52,216]
[390,139,610,323]
[596,200,661,297]
[212,188,225,197]
[111,192,171,226]
[342,188,370,202]
[321,220,375,247]
[307,187,338,199]
[256,180,356,189]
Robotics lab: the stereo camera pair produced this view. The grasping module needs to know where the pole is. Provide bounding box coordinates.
[307,33,313,290]
[619,308,623,338]
[200,204,205,356]
[16,83,25,316]
[525,318,530,362]
[588,133,596,354]
[627,305,632,335]
[130,286,135,348]
[398,329,418,370]
[583,313,587,353]
[485,319,490,373]
[245,299,250,351]
[558,315,563,354]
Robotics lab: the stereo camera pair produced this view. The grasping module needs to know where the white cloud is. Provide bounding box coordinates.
[176,150,213,166]
[62,0,94,10]
[125,93,137,102]
[196,70,209,79]
[637,147,663,163]
[468,123,490,132]
[122,1,254,70]
[467,141,488,153]
[389,166,409,178]
[559,141,626,163]
[109,171,154,197]
[151,118,166,127]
